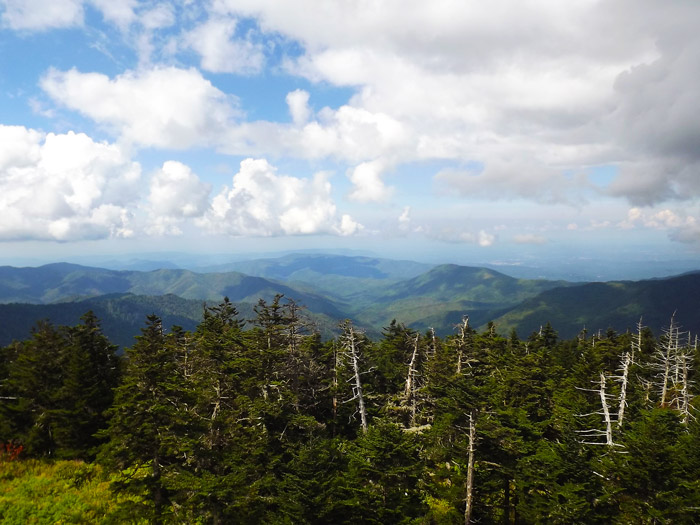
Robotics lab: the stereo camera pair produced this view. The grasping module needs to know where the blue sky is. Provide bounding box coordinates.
[1,0,699,269]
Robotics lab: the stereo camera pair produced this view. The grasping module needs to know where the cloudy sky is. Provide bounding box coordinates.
[1,0,699,266]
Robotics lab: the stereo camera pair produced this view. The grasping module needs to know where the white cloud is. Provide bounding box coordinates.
[212,0,700,208]
[621,207,697,231]
[1,0,138,31]
[513,233,548,245]
[0,125,42,170]
[140,3,174,30]
[9,0,700,226]
[0,126,140,241]
[1,0,84,30]
[286,89,311,126]
[146,161,211,236]
[620,206,700,245]
[478,230,495,247]
[200,158,360,237]
[184,17,264,74]
[89,0,137,29]
[337,214,362,236]
[347,159,393,203]
[41,66,239,149]
[222,102,411,163]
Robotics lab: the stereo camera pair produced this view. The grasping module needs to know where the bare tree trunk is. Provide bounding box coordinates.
[429,327,437,360]
[342,324,368,433]
[351,336,368,434]
[599,373,614,446]
[679,350,692,424]
[456,316,470,375]
[404,334,420,426]
[617,352,631,428]
[465,410,476,525]
[659,322,677,408]
[631,317,643,363]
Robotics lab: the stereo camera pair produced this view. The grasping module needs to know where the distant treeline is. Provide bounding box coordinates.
[1,296,699,523]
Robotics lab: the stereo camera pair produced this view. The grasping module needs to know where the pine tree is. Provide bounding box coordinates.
[99,315,182,524]
[52,311,120,459]
[0,321,66,456]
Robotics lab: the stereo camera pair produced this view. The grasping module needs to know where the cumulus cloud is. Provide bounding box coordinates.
[146,161,211,236]
[184,17,264,74]
[621,207,697,231]
[10,0,700,226]
[286,89,311,126]
[200,158,360,237]
[477,230,495,247]
[337,214,362,236]
[222,103,411,164]
[347,159,393,203]
[0,125,140,241]
[41,66,239,149]
[620,206,700,245]
[212,0,700,208]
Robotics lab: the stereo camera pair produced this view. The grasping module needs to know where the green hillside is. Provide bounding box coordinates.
[0,294,204,349]
[200,253,434,299]
[490,272,700,338]
[0,263,345,318]
[0,293,344,349]
[353,264,570,333]
[2,259,700,342]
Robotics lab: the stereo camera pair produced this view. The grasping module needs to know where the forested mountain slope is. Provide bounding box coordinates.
[0,294,204,348]
[0,263,344,315]
[2,301,700,523]
[351,264,571,333]
[491,272,700,338]
[197,253,434,298]
[1,258,700,344]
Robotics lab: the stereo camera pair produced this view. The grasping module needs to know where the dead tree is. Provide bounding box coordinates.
[403,333,421,427]
[464,410,476,525]
[576,373,621,447]
[339,321,368,433]
[652,316,680,408]
[615,351,632,428]
[677,349,694,424]
[455,316,474,375]
[631,317,644,364]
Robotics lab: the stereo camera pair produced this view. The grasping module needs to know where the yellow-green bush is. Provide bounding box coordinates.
[0,460,145,524]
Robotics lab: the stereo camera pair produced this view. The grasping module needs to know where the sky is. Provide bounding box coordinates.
[0,0,699,270]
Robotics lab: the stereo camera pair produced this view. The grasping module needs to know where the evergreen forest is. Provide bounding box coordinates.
[1,295,700,523]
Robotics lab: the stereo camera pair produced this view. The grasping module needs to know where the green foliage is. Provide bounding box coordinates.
[0,460,144,524]
[2,300,700,523]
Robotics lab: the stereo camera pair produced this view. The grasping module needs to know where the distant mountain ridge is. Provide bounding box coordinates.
[490,272,700,338]
[0,254,699,347]
[0,263,343,315]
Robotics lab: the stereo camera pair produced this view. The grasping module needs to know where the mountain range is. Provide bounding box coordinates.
[0,253,698,348]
